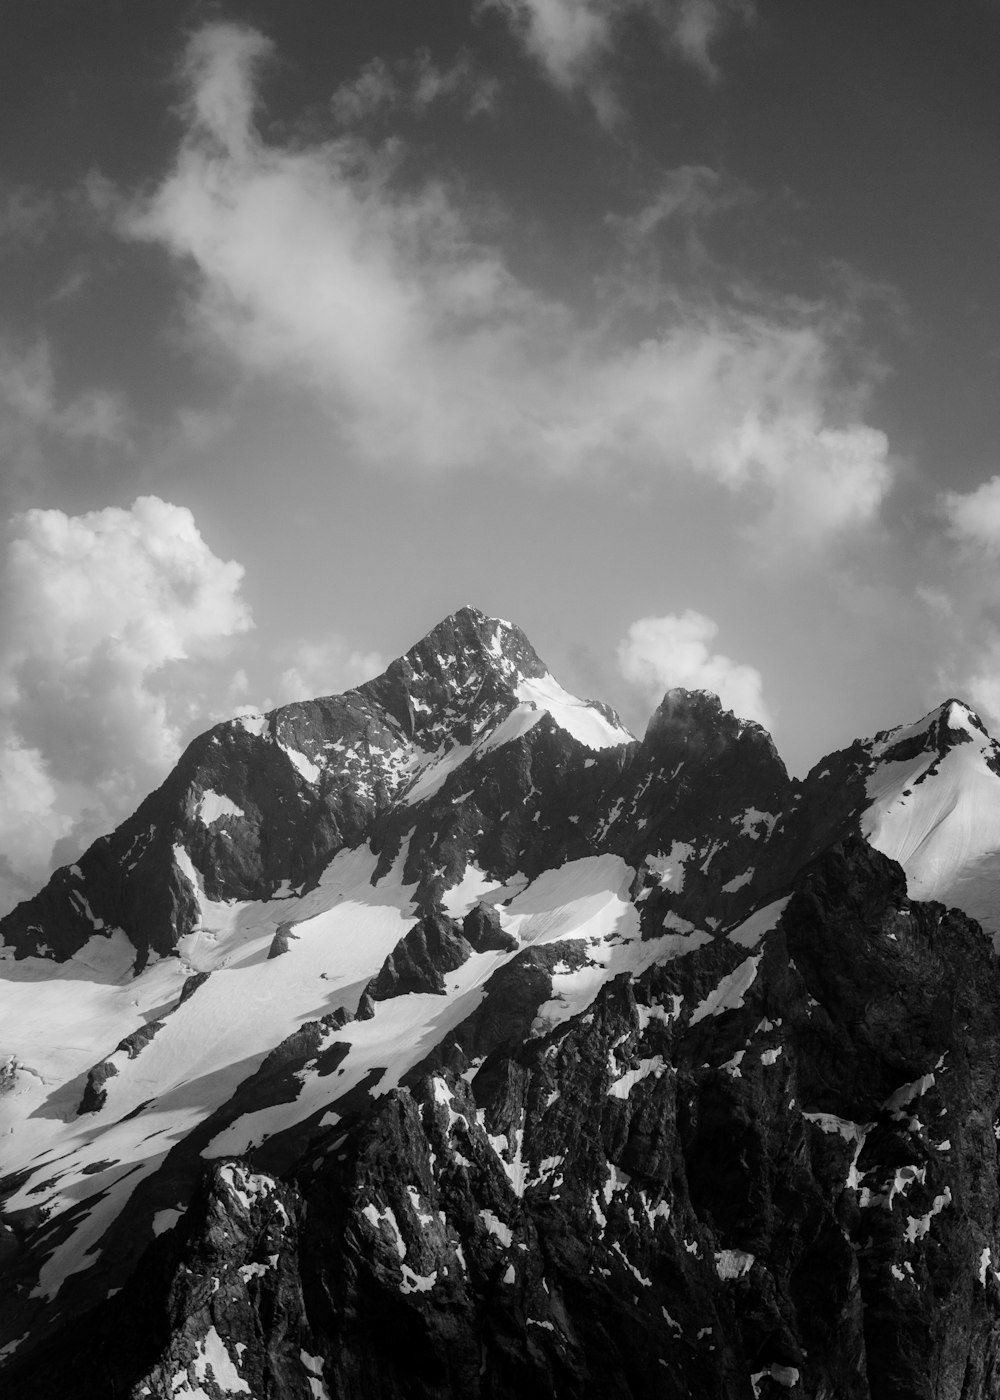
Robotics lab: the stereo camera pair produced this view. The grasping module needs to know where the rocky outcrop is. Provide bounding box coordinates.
[10,837,1000,1399]
[78,1019,165,1115]
[368,914,474,999]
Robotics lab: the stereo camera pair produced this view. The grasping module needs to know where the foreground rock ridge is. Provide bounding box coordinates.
[4,606,1000,1397]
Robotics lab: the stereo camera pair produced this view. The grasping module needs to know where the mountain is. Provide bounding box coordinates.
[3,607,1000,1398]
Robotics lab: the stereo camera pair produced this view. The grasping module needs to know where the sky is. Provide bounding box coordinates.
[3,0,1000,913]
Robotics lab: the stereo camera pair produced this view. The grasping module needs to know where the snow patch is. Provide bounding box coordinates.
[644,843,693,892]
[280,743,323,784]
[608,1056,668,1099]
[151,1207,183,1237]
[193,1325,250,1395]
[715,1249,755,1279]
[515,673,633,750]
[727,897,790,949]
[480,1210,513,1247]
[689,956,762,1024]
[198,790,244,825]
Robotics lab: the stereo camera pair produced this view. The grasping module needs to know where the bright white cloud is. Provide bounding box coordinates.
[0,496,253,913]
[120,23,892,550]
[617,610,772,727]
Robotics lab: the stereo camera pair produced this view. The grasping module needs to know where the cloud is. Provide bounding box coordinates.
[617,609,772,727]
[486,0,616,89]
[670,0,755,79]
[0,338,126,499]
[0,184,55,249]
[182,22,272,159]
[118,23,892,550]
[941,475,1000,554]
[331,49,498,126]
[0,496,253,914]
[484,0,755,109]
[274,638,386,704]
[610,165,749,243]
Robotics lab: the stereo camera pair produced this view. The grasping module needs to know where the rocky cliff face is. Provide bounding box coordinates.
[5,610,1000,1398]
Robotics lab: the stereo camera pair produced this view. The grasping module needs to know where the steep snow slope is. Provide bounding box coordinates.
[857,700,1000,936]
[0,846,418,1301]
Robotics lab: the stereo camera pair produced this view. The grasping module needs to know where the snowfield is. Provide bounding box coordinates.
[862,701,1000,938]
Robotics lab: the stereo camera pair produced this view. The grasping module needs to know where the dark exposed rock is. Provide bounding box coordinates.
[368,913,474,999]
[177,970,210,1005]
[268,920,299,959]
[77,1059,119,1117]
[19,836,1000,1399]
[78,1020,167,1115]
[463,901,518,953]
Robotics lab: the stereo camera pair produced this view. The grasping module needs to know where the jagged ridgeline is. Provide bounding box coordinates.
[4,606,1000,1398]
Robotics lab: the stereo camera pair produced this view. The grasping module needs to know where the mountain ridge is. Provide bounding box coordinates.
[5,609,1000,1398]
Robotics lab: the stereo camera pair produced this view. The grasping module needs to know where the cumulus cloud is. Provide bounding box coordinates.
[119,23,892,549]
[0,496,253,913]
[617,610,772,727]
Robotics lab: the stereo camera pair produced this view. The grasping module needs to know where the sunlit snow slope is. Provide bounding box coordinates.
[858,700,1000,937]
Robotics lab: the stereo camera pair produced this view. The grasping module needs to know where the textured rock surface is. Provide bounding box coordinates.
[7,609,1000,1397]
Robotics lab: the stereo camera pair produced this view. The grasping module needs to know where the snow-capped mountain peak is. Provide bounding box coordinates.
[856,698,1000,934]
[10,620,1000,1397]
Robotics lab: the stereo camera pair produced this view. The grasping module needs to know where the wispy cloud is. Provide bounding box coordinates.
[484,0,755,117]
[331,48,498,126]
[0,183,56,249]
[273,638,386,705]
[617,609,772,727]
[941,475,1000,554]
[116,22,893,552]
[0,496,252,913]
[0,338,127,500]
[929,476,1000,730]
[670,0,755,80]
